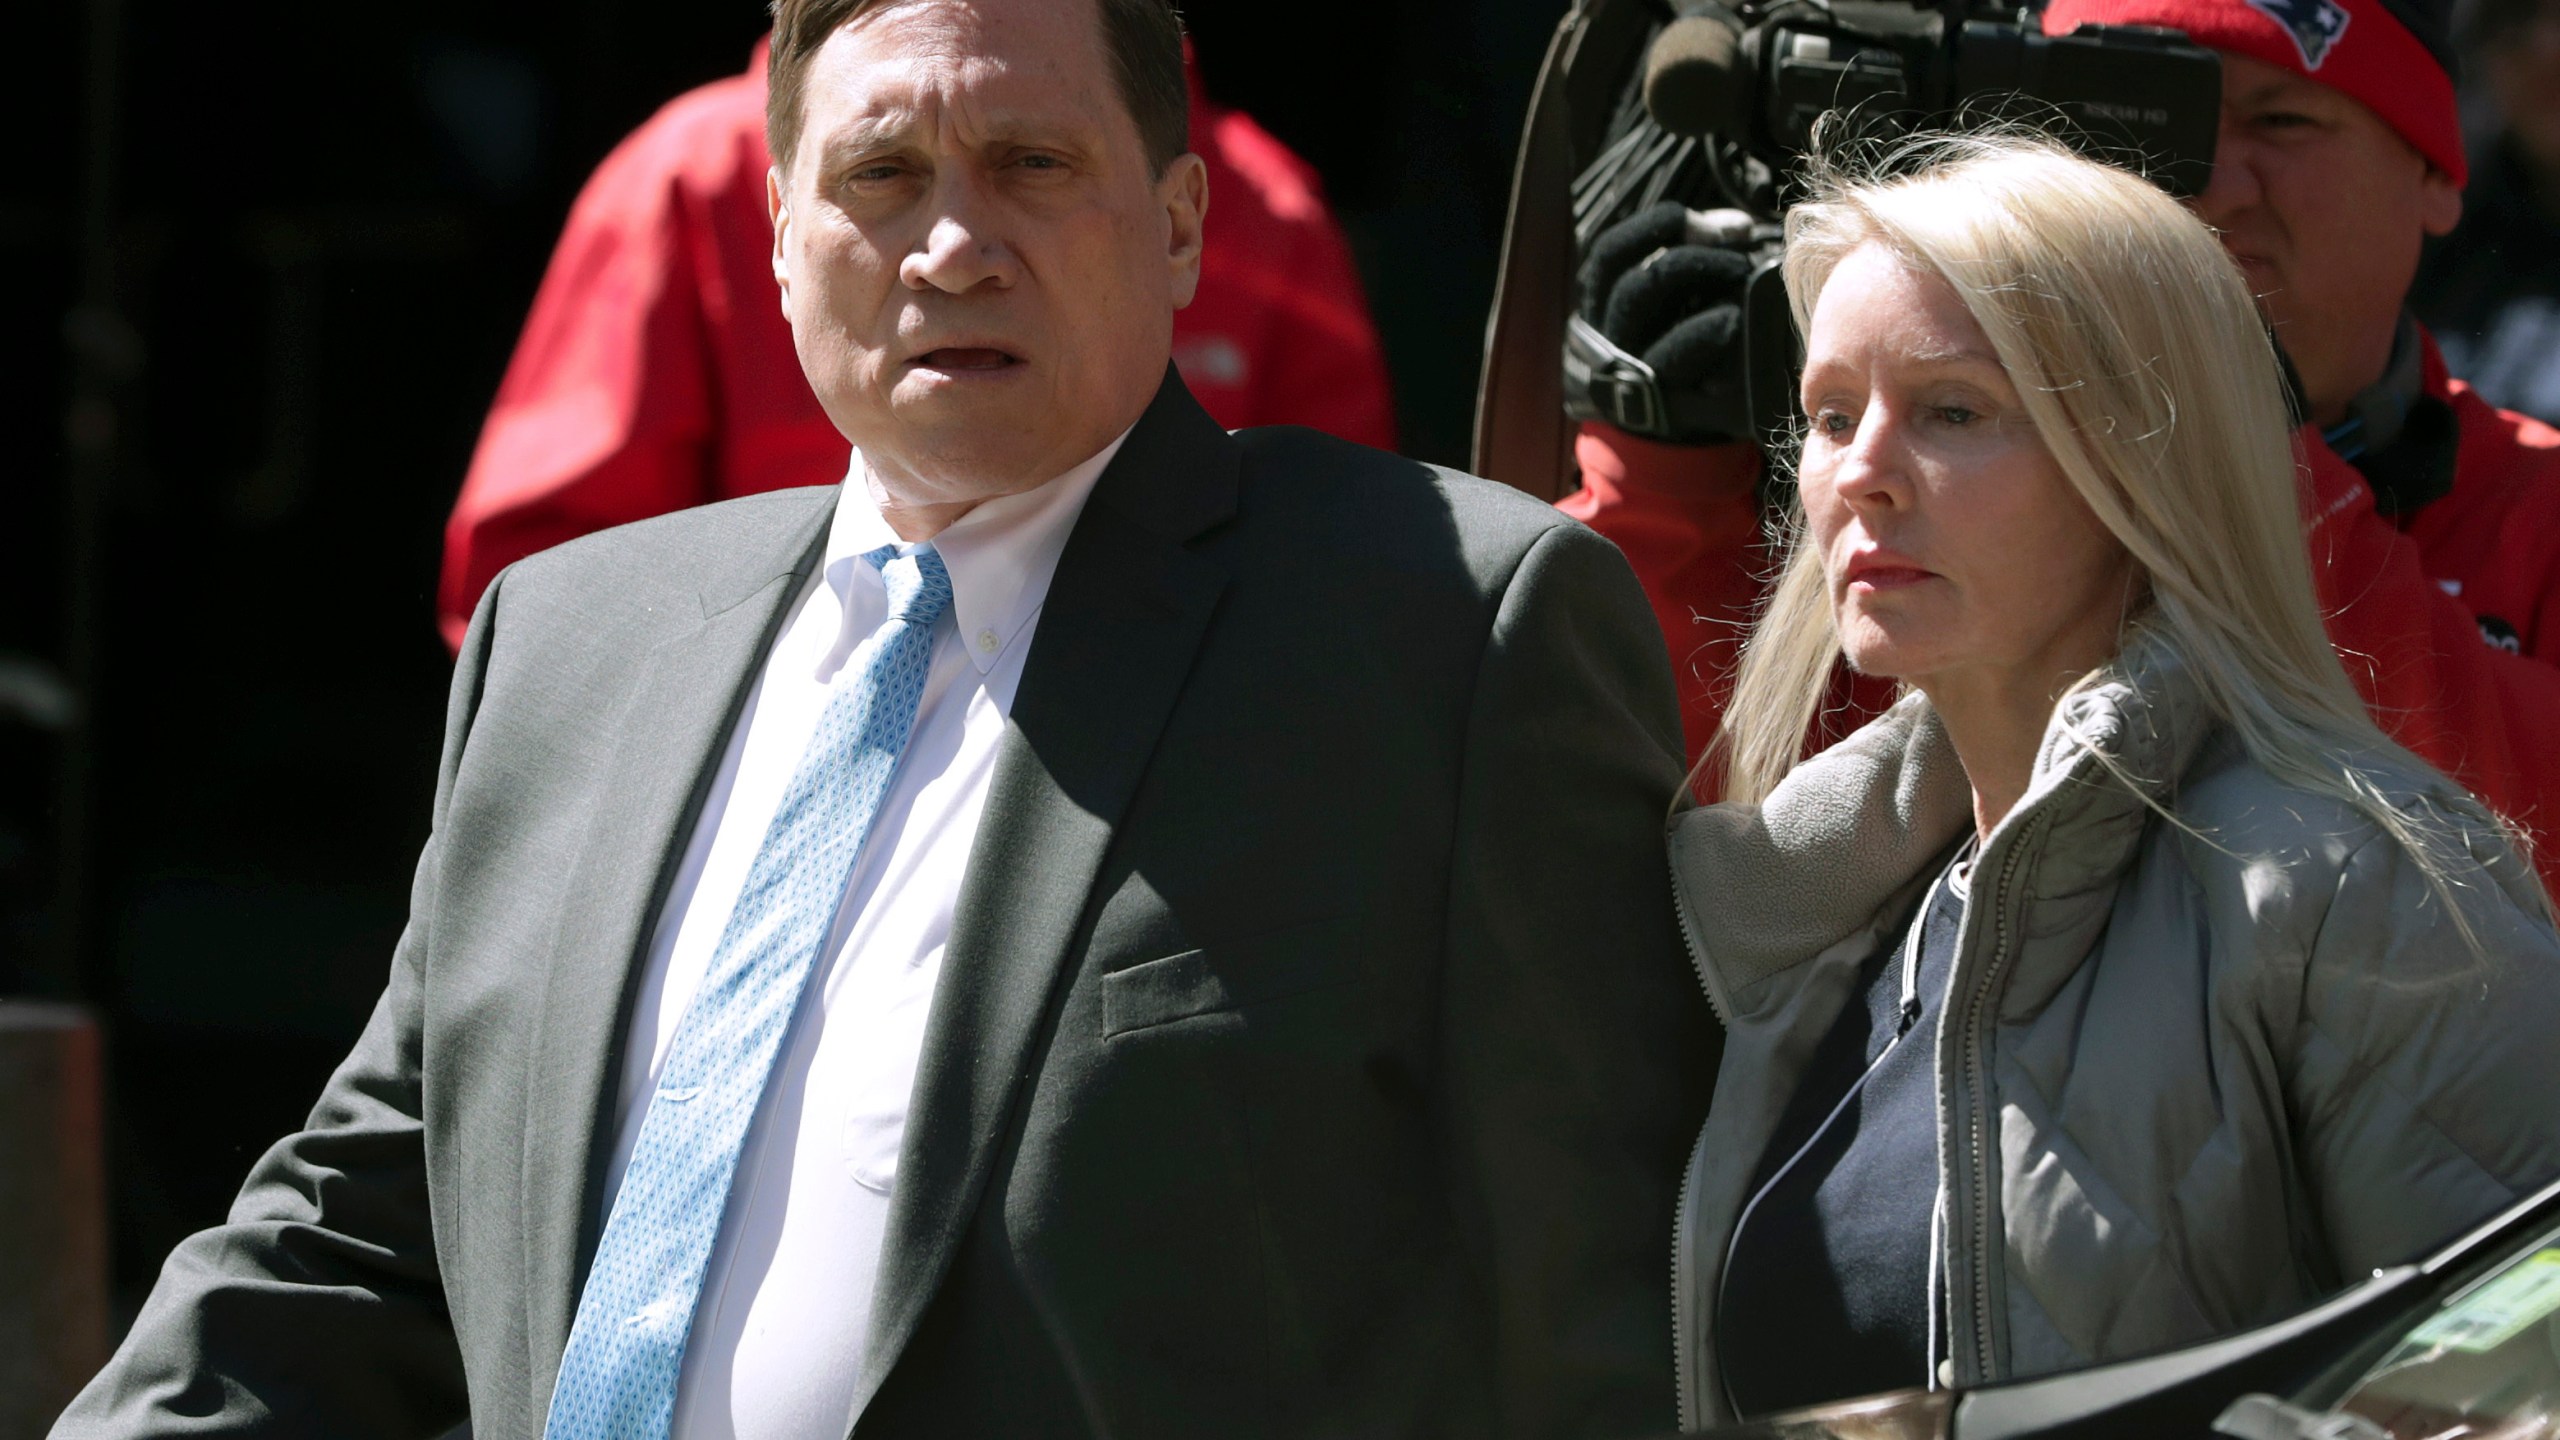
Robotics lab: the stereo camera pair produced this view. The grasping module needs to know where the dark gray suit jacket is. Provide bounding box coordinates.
[58,375,1715,1439]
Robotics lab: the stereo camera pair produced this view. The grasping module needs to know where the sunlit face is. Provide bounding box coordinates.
[768,0,1207,512]
[2191,53,2461,426]
[1797,244,2138,706]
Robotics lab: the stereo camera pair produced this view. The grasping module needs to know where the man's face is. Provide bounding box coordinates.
[769,0,1208,522]
[2191,52,2461,427]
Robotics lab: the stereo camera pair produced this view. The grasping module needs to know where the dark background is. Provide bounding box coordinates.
[1,0,1566,1313]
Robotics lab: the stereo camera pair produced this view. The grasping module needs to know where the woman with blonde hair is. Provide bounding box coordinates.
[1670,131,2560,1429]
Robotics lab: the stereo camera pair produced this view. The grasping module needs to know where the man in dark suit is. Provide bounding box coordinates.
[56,0,1712,1436]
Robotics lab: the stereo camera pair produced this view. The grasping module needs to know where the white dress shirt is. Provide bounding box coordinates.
[599,433,1123,1440]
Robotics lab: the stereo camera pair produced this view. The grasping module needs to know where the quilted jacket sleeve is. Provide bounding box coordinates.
[2287,826,2560,1277]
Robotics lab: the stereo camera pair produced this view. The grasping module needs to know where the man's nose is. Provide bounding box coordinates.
[900,176,1023,294]
[2190,117,2261,229]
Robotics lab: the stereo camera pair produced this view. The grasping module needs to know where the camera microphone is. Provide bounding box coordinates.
[1643,2,1747,140]
[1632,0,2219,197]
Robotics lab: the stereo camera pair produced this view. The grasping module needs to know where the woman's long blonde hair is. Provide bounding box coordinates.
[1716,129,2544,914]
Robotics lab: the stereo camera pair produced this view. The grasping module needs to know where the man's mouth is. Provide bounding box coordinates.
[913,347,1020,372]
[2225,250,2281,286]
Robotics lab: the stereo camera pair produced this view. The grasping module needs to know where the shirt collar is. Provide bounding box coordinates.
[820,428,1130,676]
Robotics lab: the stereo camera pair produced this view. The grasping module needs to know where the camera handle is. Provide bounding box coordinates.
[1564,248,1802,450]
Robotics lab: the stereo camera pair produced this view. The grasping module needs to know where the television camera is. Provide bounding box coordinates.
[1563,0,2222,448]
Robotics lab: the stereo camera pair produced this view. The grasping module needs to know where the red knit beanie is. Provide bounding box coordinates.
[2041,0,2466,187]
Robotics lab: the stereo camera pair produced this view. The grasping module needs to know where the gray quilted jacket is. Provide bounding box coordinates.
[1667,631,2560,1430]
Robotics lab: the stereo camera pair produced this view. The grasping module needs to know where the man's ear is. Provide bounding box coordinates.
[1161,152,1209,311]
[2420,162,2463,239]
[768,164,796,314]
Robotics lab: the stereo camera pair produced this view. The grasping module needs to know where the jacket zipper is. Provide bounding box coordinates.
[1668,844,1726,1025]
[1956,823,2037,1384]
[1670,1120,1714,1432]
[1668,845,1723,1432]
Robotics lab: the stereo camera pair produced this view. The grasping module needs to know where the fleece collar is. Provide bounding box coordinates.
[1672,626,2222,1010]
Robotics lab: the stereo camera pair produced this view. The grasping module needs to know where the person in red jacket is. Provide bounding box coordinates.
[438,38,1394,650]
[1567,0,2560,889]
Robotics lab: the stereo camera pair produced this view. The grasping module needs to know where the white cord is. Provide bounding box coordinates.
[1924,841,1971,1393]
[1925,1181,1948,1390]
[1720,847,1970,1408]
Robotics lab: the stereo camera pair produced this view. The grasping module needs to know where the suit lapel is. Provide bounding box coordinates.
[519,498,833,1409]
[853,372,1241,1418]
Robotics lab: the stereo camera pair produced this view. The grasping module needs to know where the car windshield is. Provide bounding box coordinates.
[2320,1226,2560,1440]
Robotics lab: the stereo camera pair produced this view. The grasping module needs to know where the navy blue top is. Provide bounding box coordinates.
[1717,852,1968,1418]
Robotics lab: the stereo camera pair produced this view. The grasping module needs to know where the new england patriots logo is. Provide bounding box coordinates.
[2246,0,2352,68]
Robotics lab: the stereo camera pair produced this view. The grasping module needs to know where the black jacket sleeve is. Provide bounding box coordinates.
[1438,520,1721,1439]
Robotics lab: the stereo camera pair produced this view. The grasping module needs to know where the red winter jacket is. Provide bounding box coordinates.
[2303,342,2560,869]
[1555,427,1897,799]
[1567,330,2560,890]
[438,42,1395,650]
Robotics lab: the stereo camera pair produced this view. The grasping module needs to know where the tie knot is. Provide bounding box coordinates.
[868,544,953,627]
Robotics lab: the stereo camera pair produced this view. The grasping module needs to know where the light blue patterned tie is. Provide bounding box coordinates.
[542,544,954,1440]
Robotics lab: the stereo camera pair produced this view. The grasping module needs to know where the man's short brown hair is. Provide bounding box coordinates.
[765,0,1189,175]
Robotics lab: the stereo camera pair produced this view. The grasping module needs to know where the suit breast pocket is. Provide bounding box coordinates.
[1101,913,1365,1039]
